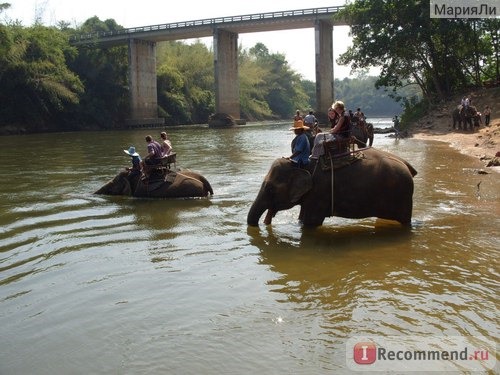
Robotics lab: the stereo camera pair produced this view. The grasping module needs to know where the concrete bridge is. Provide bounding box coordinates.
[70,6,347,126]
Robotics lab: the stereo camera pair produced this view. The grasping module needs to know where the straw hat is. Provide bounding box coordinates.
[289,119,309,131]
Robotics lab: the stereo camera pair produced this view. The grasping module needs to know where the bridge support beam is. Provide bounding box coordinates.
[315,20,334,124]
[127,39,164,127]
[212,29,241,126]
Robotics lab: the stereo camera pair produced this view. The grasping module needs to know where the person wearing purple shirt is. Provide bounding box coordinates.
[144,135,163,165]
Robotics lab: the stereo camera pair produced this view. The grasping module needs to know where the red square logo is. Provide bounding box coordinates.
[353,342,377,364]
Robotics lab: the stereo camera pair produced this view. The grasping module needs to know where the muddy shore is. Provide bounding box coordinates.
[408,87,500,173]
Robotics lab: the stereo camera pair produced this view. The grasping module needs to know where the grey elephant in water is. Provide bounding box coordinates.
[95,169,213,198]
[247,148,417,227]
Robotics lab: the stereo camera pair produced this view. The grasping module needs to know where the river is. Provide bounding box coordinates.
[0,119,498,374]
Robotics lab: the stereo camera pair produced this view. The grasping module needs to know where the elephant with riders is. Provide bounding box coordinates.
[247,147,417,227]
[251,100,412,228]
[95,167,213,198]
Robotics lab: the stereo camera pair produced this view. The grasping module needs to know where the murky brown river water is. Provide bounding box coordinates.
[0,121,498,374]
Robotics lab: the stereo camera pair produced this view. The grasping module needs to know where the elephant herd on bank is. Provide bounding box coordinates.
[95,126,417,227]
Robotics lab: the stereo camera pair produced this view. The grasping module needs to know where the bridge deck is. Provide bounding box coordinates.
[70,6,346,46]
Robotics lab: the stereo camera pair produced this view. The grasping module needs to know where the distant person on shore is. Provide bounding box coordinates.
[484,106,491,126]
[393,115,401,139]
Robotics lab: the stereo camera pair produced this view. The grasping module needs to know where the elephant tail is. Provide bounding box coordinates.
[177,172,214,196]
[201,177,214,196]
[191,173,213,195]
[406,163,418,177]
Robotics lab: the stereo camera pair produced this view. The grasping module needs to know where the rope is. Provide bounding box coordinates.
[351,135,367,147]
[329,149,335,216]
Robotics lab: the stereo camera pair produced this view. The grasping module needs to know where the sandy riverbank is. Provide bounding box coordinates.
[408,87,500,172]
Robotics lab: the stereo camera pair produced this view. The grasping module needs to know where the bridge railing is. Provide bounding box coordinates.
[69,6,344,42]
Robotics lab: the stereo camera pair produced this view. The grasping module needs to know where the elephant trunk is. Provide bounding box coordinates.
[247,198,273,226]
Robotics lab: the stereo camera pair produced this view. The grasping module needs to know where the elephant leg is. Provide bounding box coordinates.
[300,194,329,227]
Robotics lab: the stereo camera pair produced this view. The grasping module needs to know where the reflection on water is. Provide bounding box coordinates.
[0,122,498,374]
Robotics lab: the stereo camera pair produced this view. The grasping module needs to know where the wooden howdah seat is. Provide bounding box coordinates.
[323,137,352,156]
[142,152,177,179]
[160,152,177,170]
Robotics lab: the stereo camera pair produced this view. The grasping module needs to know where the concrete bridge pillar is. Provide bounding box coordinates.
[315,20,334,124]
[213,29,240,122]
[127,39,164,126]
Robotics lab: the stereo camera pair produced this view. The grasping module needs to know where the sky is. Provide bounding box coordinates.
[3,0,361,80]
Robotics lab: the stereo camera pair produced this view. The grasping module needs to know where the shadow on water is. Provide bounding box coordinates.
[247,220,415,286]
[93,193,213,233]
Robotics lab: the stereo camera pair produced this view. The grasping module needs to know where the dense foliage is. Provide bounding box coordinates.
[334,75,418,116]
[67,17,129,129]
[336,0,499,125]
[0,4,84,132]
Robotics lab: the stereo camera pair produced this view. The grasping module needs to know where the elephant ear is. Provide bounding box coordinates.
[122,178,132,196]
[289,168,312,204]
[114,173,132,196]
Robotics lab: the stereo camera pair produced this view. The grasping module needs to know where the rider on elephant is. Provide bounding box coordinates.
[329,101,351,138]
[288,120,311,168]
[143,135,163,166]
[123,146,142,174]
[311,101,352,158]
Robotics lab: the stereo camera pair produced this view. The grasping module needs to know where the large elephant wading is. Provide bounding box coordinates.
[95,169,213,198]
[247,148,417,227]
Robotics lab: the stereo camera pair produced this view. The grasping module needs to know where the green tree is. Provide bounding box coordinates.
[246,42,309,119]
[336,0,497,103]
[156,41,214,125]
[476,19,500,83]
[156,63,188,124]
[239,44,273,120]
[0,23,83,131]
[68,17,129,128]
[334,76,418,116]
